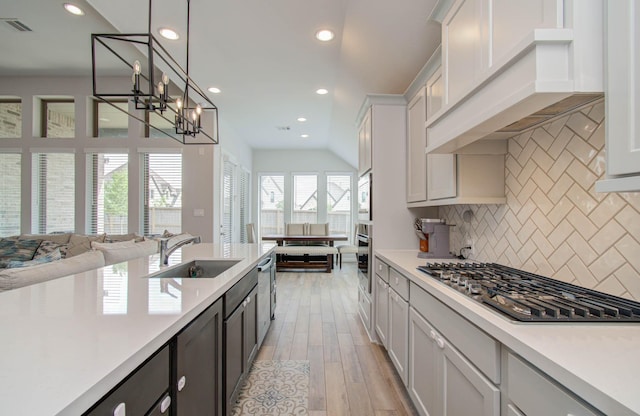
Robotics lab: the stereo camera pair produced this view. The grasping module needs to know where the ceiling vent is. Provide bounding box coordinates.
[2,19,33,32]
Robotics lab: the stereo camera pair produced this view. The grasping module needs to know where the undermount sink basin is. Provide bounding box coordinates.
[147,260,240,279]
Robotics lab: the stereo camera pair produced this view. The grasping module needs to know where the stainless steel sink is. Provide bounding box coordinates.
[147,260,240,278]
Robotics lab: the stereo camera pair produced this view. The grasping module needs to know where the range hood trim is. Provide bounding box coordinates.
[425,28,603,154]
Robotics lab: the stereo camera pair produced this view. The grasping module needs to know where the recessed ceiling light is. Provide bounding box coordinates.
[316,88,328,95]
[208,87,221,94]
[301,134,309,138]
[63,3,84,15]
[158,27,179,40]
[297,117,307,122]
[315,29,334,42]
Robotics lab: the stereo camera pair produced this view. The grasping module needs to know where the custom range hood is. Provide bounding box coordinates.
[425,0,604,154]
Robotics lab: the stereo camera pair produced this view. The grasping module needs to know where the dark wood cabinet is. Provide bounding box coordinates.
[175,298,223,416]
[84,345,170,416]
[224,268,259,414]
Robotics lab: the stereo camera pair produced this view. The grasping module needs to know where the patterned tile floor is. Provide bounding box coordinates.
[231,360,310,415]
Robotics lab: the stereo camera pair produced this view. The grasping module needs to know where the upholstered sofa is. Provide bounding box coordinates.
[0,232,160,292]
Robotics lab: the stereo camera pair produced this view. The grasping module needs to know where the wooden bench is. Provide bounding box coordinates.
[274,245,338,273]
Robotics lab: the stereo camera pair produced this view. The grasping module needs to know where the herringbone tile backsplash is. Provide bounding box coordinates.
[439,100,640,301]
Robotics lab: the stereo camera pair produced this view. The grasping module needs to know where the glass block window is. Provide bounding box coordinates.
[42,100,75,138]
[0,100,22,138]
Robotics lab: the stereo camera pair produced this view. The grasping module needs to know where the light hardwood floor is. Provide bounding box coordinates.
[256,263,418,416]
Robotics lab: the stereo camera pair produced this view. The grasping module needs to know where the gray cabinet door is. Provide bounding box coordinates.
[176,298,223,416]
[408,307,440,416]
[388,288,408,386]
[374,275,389,346]
[244,286,259,367]
[441,337,500,416]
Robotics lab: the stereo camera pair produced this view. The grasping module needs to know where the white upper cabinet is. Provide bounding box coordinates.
[427,0,604,154]
[407,88,428,203]
[358,107,372,176]
[596,0,640,192]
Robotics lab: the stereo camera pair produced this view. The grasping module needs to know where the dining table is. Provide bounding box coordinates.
[261,234,348,246]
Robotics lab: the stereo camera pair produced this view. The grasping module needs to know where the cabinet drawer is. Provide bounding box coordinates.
[410,282,500,384]
[374,257,389,282]
[86,345,170,416]
[507,352,602,416]
[389,267,409,300]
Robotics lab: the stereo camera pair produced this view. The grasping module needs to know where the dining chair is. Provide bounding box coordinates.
[337,224,359,269]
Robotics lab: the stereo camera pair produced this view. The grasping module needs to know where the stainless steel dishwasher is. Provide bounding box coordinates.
[257,253,275,345]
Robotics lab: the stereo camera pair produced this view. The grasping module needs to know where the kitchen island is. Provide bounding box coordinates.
[376,249,640,416]
[0,243,275,416]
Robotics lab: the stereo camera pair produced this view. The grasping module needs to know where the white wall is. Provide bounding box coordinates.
[0,76,225,243]
[252,149,357,234]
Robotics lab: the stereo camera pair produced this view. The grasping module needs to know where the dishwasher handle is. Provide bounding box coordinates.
[258,256,273,272]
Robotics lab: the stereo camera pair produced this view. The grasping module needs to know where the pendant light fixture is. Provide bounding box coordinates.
[91,0,219,144]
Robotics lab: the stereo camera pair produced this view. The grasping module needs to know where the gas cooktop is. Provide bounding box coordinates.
[417,262,640,322]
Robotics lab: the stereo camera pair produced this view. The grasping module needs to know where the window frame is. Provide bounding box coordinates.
[41,98,75,138]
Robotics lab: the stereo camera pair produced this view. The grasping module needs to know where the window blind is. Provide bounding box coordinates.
[31,152,75,234]
[142,153,182,235]
[222,158,234,244]
[88,153,129,234]
[239,168,250,243]
[0,153,21,237]
[292,174,317,223]
[327,174,352,239]
[260,175,284,236]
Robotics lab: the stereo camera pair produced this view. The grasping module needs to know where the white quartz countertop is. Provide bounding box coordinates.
[375,249,640,416]
[0,243,275,416]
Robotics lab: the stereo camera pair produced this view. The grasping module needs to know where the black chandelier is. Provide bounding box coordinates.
[91,0,219,144]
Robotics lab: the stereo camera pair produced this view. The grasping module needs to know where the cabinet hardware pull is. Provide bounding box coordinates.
[178,375,186,391]
[436,337,445,349]
[160,396,171,413]
[113,402,126,416]
[246,296,251,304]
[429,330,437,340]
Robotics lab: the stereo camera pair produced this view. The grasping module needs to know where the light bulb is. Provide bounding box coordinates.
[162,72,169,85]
[191,110,197,121]
[157,81,164,95]
[176,98,183,109]
[133,60,141,75]
[196,104,202,115]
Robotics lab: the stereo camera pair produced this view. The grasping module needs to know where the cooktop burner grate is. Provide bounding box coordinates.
[417,263,640,322]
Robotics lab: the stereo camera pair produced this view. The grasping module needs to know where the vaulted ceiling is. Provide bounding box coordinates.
[0,0,441,167]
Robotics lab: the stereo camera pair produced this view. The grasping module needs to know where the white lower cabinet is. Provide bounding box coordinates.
[374,275,389,347]
[408,306,499,416]
[357,285,371,331]
[388,287,409,386]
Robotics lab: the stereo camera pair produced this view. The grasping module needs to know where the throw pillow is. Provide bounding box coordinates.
[91,239,137,251]
[0,239,42,262]
[20,233,72,245]
[5,249,61,268]
[106,233,144,243]
[34,240,67,259]
[66,234,106,258]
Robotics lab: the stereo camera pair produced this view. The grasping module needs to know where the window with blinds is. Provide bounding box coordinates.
[142,153,182,235]
[88,153,128,234]
[239,168,250,243]
[327,174,352,240]
[260,174,284,236]
[221,158,234,244]
[31,152,75,234]
[0,100,22,138]
[0,153,21,237]
[292,174,317,223]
